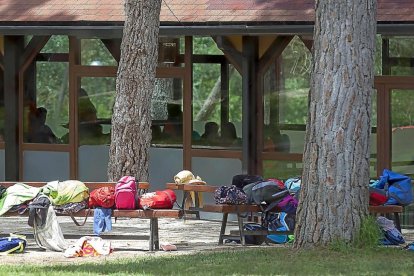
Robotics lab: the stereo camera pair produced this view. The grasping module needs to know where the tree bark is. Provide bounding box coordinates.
[152,78,173,120]
[108,0,162,182]
[294,0,377,248]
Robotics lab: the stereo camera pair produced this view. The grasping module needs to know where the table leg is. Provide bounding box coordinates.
[218,213,228,245]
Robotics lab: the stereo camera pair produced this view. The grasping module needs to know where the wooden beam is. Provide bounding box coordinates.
[19,36,50,72]
[213,36,242,73]
[242,36,259,174]
[4,36,24,180]
[299,36,313,52]
[101,39,121,63]
[0,53,3,70]
[258,36,293,75]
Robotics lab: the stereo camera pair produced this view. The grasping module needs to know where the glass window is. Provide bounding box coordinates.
[40,36,68,53]
[0,70,4,144]
[391,89,414,175]
[151,78,183,147]
[81,39,117,66]
[192,62,242,149]
[74,77,116,146]
[389,37,414,58]
[193,37,223,55]
[263,160,302,180]
[24,61,69,144]
[263,36,310,154]
[158,37,184,67]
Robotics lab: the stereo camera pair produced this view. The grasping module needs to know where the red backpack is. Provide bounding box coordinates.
[89,187,115,209]
[140,189,176,209]
[115,176,138,209]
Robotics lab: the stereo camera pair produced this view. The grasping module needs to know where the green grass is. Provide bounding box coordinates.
[2,247,414,276]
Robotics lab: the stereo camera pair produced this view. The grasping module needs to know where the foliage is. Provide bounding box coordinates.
[2,247,414,275]
[329,216,383,252]
[353,215,383,249]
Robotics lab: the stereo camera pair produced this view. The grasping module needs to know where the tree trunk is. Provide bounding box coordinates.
[152,78,173,120]
[294,0,377,248]
[108,0,162,182]
[195,66,235,122]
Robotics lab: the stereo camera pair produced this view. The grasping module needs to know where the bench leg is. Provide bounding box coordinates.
[218,213,228,245]
[194,192,201,219]
[149,218,159,251]
[394,212,402,233]
[237,214,246,246]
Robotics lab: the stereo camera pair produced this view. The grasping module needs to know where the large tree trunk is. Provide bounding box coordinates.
[294,1,377,247]
[108,0,162,182]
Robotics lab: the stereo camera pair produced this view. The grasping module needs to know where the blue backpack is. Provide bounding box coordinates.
[265,212,295,244]
[375,169,413,206]
[0,236,27,254]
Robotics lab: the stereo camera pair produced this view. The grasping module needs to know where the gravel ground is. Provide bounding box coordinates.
[1,216,412,265]
[0,216,261,265]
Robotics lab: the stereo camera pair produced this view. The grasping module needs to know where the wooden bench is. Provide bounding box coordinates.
[166,183,292,245]
[167,183,405,244]
[1,182,183,251]
[368,205,403,232]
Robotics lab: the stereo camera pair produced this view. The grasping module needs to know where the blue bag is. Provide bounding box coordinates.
[266,212,295,244]
[375,169,413,206]
[381,228,405,245]
[0,236,26,254]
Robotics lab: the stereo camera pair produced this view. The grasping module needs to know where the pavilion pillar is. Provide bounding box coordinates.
[3,36,24,180]
[241,36,259,174]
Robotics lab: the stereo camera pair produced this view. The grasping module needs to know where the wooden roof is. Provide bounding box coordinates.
[0,0,413,24]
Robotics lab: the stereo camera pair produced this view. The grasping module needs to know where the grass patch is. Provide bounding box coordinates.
[1,247,414,276]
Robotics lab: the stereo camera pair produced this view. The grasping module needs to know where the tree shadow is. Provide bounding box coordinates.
[0,0,77,22]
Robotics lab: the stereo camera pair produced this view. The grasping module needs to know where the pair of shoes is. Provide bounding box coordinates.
[160,243,177,251]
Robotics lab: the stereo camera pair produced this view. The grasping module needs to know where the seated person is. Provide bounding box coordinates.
[263,125,291,153]
[220,122,241,146]
[200,122,219,144]
[163,103,183,141]
[29,107,59,144]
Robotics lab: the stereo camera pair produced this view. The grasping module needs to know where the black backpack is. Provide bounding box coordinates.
[232,174,264,189]
[243,180,289,206]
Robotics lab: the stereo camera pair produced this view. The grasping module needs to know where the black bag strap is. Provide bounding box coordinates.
[69,208,91,227]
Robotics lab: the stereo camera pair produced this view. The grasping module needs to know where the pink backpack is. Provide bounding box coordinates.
[115,176,138,209]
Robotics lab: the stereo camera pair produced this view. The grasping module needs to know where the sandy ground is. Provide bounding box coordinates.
[1,216,412,265]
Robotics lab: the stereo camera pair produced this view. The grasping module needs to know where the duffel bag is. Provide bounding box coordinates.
[140,189,176,209]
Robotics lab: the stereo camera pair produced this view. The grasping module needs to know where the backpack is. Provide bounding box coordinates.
[243,180,289,207]
[369,187,388,206]
[275,194,298,214]
[139,189,177,209]
[377,216,405,245]
[89,187,115,208]
[0,235,27,254]
[231,174,264,189]
[375,169,413,206]
[284,177,301,194]
[266,212,295,244]
[115,176,138,210]
[214,185,248,205]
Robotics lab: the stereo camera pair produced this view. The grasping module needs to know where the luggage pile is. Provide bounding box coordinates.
[214,174,302,245]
